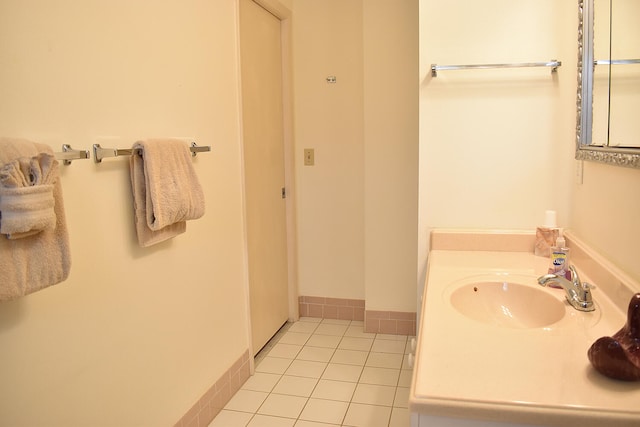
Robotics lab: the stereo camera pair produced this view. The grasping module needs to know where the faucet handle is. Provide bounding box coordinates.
[568,265,581,286]
[573,267,595,308]
[568,266,595,291]
[581,281,595,290]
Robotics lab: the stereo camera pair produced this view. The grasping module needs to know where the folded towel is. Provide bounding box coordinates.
[129,139,205,247]
[0,152,58,237]
[0,184,56,237]
[0,152,57,187]
[0,138,71,301]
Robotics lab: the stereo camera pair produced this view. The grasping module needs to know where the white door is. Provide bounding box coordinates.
[240,0,289,354]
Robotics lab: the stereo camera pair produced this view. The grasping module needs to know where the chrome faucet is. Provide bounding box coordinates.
[537,265,595,312]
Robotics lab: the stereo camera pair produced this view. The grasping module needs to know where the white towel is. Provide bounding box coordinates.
[129,139,205,247]
[0,138,71,301]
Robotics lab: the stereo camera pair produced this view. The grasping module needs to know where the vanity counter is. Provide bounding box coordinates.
[410,248,640,427]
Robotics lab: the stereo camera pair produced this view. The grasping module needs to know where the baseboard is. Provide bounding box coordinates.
[298,295,365,321]
[298,295,415,335]
[364,310,416,335]
[174,350,250,427]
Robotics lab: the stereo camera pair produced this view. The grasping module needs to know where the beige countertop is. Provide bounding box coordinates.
[410,248,640,427]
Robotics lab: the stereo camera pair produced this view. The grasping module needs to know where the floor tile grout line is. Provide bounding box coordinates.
[255,319,337,424]
[305,319,358,426]
[267,319,351,426]
[306,320,353,426]
[217,318,413,426]
[251,320,321,423]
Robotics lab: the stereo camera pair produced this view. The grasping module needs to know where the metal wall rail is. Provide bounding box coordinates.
[430,60,562,77]
[93,142,211,163]
[594,59,640,66]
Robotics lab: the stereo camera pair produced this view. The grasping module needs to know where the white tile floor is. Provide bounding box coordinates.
[209,317,414,427]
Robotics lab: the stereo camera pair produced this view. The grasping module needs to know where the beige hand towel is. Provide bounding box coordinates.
[129,139,205,247]
[0,138,71,301]
[0,152,58,237]
[0,184,56,237]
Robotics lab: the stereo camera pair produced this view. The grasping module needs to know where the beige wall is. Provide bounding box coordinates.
[0,1,250,425]
[571,161,640,284]
[293,0,366,300]
[418,0,577,285]
[363,0,419,312]
[293,0,419,312]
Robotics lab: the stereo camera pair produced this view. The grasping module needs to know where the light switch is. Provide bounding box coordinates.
[304,148,314,166]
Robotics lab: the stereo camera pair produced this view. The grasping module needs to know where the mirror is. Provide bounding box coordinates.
[576,0,640,168]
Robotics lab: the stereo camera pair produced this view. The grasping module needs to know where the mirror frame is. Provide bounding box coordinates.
[576,0,640,168]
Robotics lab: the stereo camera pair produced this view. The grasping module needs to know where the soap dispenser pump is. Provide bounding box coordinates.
[548,229,570,280]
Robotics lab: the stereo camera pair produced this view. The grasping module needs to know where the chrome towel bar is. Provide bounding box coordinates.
[93,142,211,163]
[54,144,91,165]
[430,59,562,77]
[594,59,640,66]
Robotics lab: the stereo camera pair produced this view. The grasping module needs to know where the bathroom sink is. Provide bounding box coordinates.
[450,281,565,328]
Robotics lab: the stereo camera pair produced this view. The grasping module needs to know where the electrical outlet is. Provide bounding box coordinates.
[304,148,314,166]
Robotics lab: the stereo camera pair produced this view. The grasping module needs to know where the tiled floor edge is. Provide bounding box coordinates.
[364,310,417,335]
[174,349,250,427]
[298,295,365,321]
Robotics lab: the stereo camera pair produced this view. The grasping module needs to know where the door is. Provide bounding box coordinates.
[239,0,289,354]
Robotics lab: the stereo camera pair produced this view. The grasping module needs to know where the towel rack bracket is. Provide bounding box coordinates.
[55,144,91,165]
[190,142,211,157]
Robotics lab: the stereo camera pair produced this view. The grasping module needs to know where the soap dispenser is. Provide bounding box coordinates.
[548,229,570,280]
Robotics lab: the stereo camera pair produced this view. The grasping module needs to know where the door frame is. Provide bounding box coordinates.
[236,0,298,370]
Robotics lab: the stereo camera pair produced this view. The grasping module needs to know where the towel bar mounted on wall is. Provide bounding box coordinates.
[430,59,562,77]
[594,59,640,66]
[93,142,211,163]
[54,144,91,165]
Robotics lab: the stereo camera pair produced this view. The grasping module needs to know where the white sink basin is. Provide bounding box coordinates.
[450,281,565,328]
[412,248,635,426]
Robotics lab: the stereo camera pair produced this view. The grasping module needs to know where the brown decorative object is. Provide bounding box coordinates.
[588,294,640,381]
